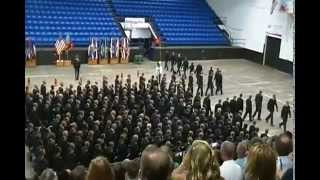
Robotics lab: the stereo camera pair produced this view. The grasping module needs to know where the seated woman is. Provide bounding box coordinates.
[171,140,224,180]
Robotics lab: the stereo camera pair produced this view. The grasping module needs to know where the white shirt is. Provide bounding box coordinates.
[277,156,293,174]
[220,160,243,180]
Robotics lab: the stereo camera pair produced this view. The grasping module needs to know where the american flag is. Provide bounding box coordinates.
[55,39,66,55]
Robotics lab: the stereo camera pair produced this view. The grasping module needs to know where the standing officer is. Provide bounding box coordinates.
[73,55,81,80]
[214,69,223,95]
[205,67,214,96]
[236,93,244,114]
[280,101,292,132]
[243,95,252,121]
[177,53,183,75]
[170,51,176,72]
[189,62,195,74]
[188,72,194,94]
[253,90,263,120]
[182,57,189,76]
[164,51,169,71]
[40,81,46,96]
[203,95,212,116]
[196,72,204,96]
[266,94,278,126]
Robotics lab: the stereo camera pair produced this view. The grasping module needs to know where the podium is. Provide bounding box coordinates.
[88,59,98,65]
[99,58,109,65]
[56,60,72,67]
[26,59,36,67]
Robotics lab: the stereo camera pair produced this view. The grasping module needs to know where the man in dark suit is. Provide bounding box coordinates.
[182,57,189,76]
[205,67,214,96]
[188,73,194,94]
[214,69,223,95]
[164,51,169,71]
[279,101,292,132]
[266,94,278,126]
[170,51,176,72]
[73,55,81,80]
[195,64,202,80]
[203,95,211,116]
[189,62,195,74]
[196,72,203,96]
[40,81,46,96]
[253,91,263,120]
[177,53,183,75]
[243,95,252,121]
[214,99,222,114]
[230,96,237,115]
[222,97,230,114]
[236,93,244,114]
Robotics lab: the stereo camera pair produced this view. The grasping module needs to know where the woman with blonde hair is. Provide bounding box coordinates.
[86,156,115,180]
[172,140,224,180]
[245,144,278,180]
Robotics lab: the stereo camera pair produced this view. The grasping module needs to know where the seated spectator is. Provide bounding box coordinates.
[86,156,115,180]
[58,169,71,180]
[172,140,223,180]
[275,133,293,175]
[219,141,243,180]
[235,140,248,171]
[70,165,87,180]
[245,144,277,180]
[39,168,58,180]
[122,158,140,180]
[139,145,172,180]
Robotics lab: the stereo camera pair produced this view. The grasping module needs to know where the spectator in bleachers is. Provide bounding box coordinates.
[245,144,278,180]
[86,156,115,180]
[70,165,87,180]
[139,145,172,180]
[235,140,249,172]
[172,140,223,180]
[275,133,293,175]
[219,141,243,180]
[39,168,58,180]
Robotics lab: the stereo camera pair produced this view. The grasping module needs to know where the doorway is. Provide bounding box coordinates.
[263,35,281,66]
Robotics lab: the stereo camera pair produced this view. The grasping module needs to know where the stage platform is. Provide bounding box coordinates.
[25,59,294,136]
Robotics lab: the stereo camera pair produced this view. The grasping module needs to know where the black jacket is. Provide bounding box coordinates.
[236,97,244,112]
[246,98,252,111]
[255,94,263,107]
[267,99,278,112]
[281,105,291,119]
[73,58,81,69]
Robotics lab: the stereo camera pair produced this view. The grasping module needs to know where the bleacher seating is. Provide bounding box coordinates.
[25,0,122,47]
[112,0,229,46]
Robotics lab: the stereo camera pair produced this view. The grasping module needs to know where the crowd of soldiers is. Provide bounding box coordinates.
[25,53,292,176]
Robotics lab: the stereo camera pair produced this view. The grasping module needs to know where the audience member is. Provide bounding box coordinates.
[139,145,172,180]
[86,156,115,180]
[220,141,243,180]
[245,144,277,180]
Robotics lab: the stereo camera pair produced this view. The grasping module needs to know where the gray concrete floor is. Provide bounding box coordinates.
[25,59,294,135]
[25,59,294,176]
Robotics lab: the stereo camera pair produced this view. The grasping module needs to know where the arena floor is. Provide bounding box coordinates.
[25,59,294,177]
[25,59,294,135]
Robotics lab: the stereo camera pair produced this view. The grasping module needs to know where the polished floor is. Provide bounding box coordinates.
[25,59,294,177]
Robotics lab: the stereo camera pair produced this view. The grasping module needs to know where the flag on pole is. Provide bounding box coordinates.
[25,38,37,60]
[88,38,98,60]
[116,38,119,58]
[65,33,71,50]
[55,38,66,55]
[99,38,105,59]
